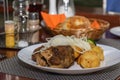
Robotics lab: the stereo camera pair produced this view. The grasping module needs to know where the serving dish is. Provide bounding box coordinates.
[18,43,120,74]
[51,18,110,40]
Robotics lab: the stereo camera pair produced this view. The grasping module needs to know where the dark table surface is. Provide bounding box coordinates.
[0,38,120,80]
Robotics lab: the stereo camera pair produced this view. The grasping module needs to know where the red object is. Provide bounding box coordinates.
[28,3,43,21]
[0,5,13,13]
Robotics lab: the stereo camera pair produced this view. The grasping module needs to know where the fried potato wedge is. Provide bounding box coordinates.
[77,50,100,68]
[92,46,104,61]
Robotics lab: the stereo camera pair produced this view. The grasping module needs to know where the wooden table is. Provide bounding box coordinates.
[0,7,120,80]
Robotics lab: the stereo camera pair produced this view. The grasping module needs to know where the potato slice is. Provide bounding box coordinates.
[77,50,100,68]
[92,46,104,61]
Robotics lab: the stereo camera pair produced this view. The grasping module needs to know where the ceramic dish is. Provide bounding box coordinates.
[110,26,120,37]
[18,43,120,74]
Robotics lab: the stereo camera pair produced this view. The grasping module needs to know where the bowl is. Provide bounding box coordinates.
[51,18,110,40]
[87,18,110,40]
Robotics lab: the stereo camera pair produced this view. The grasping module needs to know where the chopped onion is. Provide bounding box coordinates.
[38,35,91,54]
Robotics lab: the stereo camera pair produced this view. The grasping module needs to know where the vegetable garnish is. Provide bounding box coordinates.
[39,35,91,54]
[91,20,100,29]
[87,39,96,46]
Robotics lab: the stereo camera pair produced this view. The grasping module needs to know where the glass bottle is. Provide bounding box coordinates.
[12,0,29,30]
[28,0,44,21]
[49,0,57,14]
[12,0,29,46]
[18,16,29,47]
[58,0,75,17]
[28,12,40,44]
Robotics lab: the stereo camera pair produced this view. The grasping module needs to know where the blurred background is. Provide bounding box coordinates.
[0,0,102,27]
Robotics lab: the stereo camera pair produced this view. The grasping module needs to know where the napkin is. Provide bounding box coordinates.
[41,12,66,29]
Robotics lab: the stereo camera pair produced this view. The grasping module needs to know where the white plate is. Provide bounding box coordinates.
[110,26,120,37]
[18,43,120,74]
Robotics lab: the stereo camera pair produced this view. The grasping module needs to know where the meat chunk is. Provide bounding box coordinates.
[32,46,75,68]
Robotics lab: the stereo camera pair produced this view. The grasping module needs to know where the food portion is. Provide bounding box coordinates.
[34,16,107,68]
[32,46,74,68]
[55,16,91,30]
[77,46,104,68]
[52,16,109,40]
[32,35,104,68]
[77,50,100,68]
[52,16,93,38]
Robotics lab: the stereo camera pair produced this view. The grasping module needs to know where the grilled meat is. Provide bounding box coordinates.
[32,46,75,68]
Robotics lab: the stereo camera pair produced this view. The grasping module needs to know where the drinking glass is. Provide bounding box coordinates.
[5,20,15,48]
[58,0,75,17]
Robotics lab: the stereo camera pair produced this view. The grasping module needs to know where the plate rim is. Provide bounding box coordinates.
[17,43,120,74]
[110,26,120,37]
